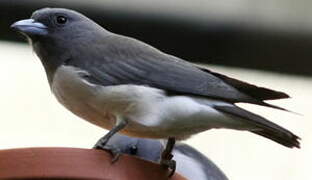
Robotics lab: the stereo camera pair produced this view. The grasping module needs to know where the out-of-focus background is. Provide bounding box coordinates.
[0,1,311,180]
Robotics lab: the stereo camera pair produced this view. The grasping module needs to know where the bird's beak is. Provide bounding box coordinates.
[11,19,48,36]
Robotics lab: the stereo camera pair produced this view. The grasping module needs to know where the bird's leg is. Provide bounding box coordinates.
[94,118,128,162]
[160,137,176,177]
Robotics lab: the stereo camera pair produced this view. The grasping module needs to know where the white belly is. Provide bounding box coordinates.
[51,65,245,140]
[51,65,171,138]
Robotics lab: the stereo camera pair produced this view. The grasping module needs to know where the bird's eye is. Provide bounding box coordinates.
[56,16,67,24]
[129,145,138,155]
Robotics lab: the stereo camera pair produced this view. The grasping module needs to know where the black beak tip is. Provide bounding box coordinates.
[10,22,18,31]
[10,21,24,32]
[10,25,18,32]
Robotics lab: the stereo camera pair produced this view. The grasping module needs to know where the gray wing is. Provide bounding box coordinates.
[72,34,289,105]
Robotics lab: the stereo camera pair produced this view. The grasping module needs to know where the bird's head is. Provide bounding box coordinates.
[11,8,109,82]
[11,8,105,44]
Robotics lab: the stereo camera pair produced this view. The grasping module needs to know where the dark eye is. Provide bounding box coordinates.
[129,145,138,155]
[56,16,67,24]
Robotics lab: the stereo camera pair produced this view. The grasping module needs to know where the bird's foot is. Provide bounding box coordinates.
[94,135,122,163]
[94,142,122,163]
[160,137,176,177]
[160,156,176,178]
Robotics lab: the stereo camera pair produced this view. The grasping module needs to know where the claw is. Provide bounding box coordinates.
[93,136,110,149]
[160,137,176,177]
[111,153,121,163]
[94,144,122,163]
[161,158,176,178]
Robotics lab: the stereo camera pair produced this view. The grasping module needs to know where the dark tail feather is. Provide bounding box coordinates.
[252,129,300,148]
[254,100,289,111]
[214,105,300,148]
[253,100,300,115]
[198,67,290,101]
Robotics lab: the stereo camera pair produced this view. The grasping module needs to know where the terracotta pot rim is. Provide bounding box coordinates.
[0,147,187,180]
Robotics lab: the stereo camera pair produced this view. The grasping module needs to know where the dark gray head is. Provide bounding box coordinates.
[106,134,163,162]
[11,8,110,83]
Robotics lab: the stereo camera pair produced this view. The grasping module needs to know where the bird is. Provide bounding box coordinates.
[11,7,300,170]
[100,133,229,180]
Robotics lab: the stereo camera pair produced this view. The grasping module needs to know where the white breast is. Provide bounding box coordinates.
[51,65,168,135]
[52,66,97,105]
[51,65,115,128]
[51,65,241,140]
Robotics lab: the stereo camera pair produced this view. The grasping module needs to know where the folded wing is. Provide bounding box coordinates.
[72,34,289,110]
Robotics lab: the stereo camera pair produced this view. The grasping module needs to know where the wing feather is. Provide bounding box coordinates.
[71,34,289,107]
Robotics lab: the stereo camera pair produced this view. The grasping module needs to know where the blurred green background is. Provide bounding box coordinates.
[0,1,311,180]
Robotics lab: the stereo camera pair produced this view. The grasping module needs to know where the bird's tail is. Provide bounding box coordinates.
[214,105,300,148]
